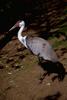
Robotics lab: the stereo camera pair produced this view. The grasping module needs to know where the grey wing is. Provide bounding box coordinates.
[26,37,58,62]
[41,44,58,62]
[26,37,42,55]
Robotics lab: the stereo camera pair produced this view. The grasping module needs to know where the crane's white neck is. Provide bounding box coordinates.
[18,25,27,48]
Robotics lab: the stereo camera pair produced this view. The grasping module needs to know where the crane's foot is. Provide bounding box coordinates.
[39,72,48,84]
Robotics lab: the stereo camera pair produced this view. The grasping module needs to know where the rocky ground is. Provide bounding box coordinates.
[0,26,67,100]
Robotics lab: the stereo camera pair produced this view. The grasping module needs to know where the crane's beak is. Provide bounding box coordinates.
[9,25,17,32]
[9,20,21,32]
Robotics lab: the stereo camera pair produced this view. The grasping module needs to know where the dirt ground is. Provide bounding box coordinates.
[0,29,67,100]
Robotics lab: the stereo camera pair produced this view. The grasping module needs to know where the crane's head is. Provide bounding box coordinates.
[9,20,25,31]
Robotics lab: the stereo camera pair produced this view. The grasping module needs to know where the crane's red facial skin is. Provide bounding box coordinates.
[9,20,21,31]
[15,20,21,27]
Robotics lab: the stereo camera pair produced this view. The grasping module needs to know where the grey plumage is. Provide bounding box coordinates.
[26,36,58,63]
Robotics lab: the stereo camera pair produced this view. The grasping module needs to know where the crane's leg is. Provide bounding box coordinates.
[38,57,46,64]
[38,57,42,64]
[39,72,49,84]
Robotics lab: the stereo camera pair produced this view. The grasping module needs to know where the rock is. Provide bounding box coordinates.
[8,72,12,75]
[13,63,21,69]
[46,82,51,86]
[17,45,26,52]
[19,55,25,59]
[5,65,9,68]
[0,61,4,69]
[0,65,4,69]
[6,57,13,63]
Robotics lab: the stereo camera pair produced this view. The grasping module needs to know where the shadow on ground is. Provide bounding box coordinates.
[38,92,61,100]
[39,61,67,83]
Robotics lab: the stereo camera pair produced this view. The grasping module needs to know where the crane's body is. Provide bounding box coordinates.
[9,20,58,63]
[26,36,58,62]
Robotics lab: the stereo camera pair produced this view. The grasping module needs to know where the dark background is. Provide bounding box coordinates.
[0,0,66,32]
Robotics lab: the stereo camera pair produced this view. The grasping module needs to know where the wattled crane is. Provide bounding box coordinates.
[9,20,58,63]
